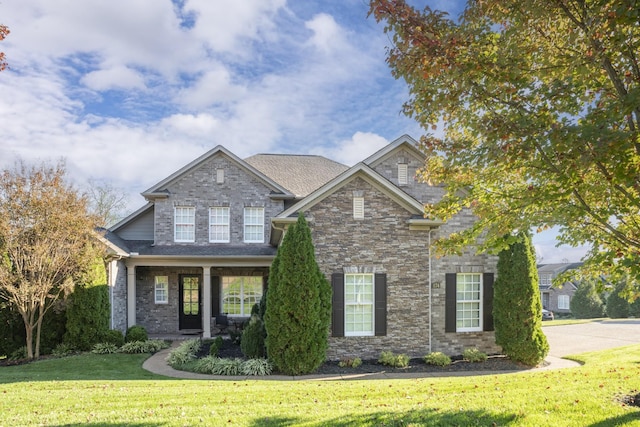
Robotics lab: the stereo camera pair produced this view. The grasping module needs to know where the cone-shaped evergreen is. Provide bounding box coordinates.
[264,213,332,375]
[570,281,605,318]
[493,232,549,366]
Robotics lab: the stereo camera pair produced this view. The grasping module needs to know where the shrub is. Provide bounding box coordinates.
[607,282,630,318]
[463,348,488,363]
[103,329,125,347]
[209,336,224,357]
[9,346,27,361]
[241,315,266,358]
[125,325,148,343]
[241,358,273,376]
[91,343,119,354]
[264,213,332,375]
[423,352,452,367]
[64,260,109,351]
[493,232,549,366]
[166,339,200,367]
[571,281,605,319]
[210,358,243,376]
[119,339,169,354]
[338,357,362,368]
[51,342,75,357]
[378,351,410,368]
[229,329,243,345]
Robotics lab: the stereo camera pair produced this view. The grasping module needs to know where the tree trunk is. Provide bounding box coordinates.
[35,306,44,358]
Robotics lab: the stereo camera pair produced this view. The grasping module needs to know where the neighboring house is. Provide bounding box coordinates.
[102,135,500,358]
[537,263,582,315]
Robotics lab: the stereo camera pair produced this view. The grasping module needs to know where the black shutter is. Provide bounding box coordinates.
[445,273,457,333]
[483,273,494,331]
[211,276,220,317]
[331,273,344,337]
[374,273,387,336]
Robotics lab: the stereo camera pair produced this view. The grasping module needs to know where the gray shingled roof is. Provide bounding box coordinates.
[245,154,348,198]
[120,240,277,257]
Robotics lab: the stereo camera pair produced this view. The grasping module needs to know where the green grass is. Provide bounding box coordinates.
[1,346,640,426]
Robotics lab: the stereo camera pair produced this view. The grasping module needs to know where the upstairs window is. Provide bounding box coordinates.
[209,207,230,242]
[398,163,408,185]
[244,207,264,243]
[174,207,195,242]
[539,274,552,286]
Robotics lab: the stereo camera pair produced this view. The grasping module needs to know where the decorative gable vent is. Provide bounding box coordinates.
[353,196,364,219]
[216,168,224,184]
[398,163,408,186]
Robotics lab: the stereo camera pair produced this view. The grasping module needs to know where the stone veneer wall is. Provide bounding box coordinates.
[153,153,284,246]
[109,259,128,333]
[306,176,500,359]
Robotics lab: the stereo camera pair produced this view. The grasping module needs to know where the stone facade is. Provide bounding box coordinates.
[109,259,128,333]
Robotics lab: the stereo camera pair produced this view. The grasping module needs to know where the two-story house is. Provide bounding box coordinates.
[537,263,582,315]
[103,135,500,358]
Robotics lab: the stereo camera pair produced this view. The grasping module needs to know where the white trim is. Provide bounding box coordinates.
[456,273,483,332]
[174,206,195,242]
[558,294,570,310]
[244,207,265,243]
[398,163,408,185]
[209,207,230,243]
[353,197,364,219]
[154,276,169,304]
[344,273,375,337]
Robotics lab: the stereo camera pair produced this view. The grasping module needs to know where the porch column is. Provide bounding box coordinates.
[127,265,136,328]
[202,267,211,338]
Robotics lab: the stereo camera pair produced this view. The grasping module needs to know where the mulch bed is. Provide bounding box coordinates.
[206,338,534,375]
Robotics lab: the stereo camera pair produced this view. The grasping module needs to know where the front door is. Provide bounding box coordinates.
[179,275,202,330]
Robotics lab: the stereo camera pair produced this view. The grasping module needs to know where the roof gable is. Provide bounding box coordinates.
[142,145,293,199]
[363,134,426,167]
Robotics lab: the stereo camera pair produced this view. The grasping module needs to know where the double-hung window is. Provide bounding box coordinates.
[155,276,169,304]
[221,276,263,317]
[174,207,195,242]
[209,207,230,242]
[244,207,264,243]
[456,273,482,332]
[558,294,570,310]
[345,273,374,336]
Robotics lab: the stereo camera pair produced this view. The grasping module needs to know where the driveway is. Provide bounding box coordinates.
[543,319,640,357]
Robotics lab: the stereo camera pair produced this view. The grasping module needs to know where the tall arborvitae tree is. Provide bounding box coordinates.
[493,232,549,366]
[571,281,605,319]
[264,213,331,375]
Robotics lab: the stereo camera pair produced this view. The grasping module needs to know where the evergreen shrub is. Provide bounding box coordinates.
[570,281,605,318]
[125,325,148,343]
[606,282,630,318]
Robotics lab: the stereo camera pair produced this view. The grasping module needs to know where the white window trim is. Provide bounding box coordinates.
[539,274,552,286]
[244,207,264,243]
[174,206,195,242]
[456,273,483,332]
[209,207,230,243]
[353,197,364,219]
[154,276,169,304]
[558,294,570,310]
[344,273,375,337]
[221,276,263,317]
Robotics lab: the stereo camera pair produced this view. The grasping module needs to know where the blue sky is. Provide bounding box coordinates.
[0,0,585,262]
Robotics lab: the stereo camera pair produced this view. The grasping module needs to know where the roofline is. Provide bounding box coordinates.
[109,202,154,232]
[124,255,274,268]
[93,230,129,257]
[276,162,426,218]
[362,134,424,166]
[141,145,294,198]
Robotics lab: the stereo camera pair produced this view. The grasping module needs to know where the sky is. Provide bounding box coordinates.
[0,0,587,263]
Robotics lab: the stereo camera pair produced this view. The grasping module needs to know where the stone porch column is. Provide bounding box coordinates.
[127,265,136,328]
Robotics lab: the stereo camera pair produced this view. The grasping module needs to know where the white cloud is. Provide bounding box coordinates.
[305,13,343,54]
[175,65,247,109]
[311,132,389,166]
[81,66,146,91]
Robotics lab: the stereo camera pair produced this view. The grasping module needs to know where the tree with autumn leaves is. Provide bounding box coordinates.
[0,24,8,71]
[370,1,640,289]
[0,161,103,358]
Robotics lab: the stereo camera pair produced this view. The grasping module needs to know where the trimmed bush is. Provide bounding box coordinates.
[378,351,410,368]
[64,258,110,351]
[210,358,243,376]
[571,281,605,319]
[607,282,630,318]
[241,358,273,376]
[463,348,488,363]
[241,315,266,358]
[209,336,224,357]
[493,232,549,366]
[338,357,362,368]
[125,325,148,343]
[119,340,169,354]
[103,329,125,347]
[423,352,452,367]
[264,213,332,375]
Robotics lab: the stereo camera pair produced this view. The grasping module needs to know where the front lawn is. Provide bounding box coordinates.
[0,346,639,426]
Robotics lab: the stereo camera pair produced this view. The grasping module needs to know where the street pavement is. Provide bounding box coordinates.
[543,319,640,357]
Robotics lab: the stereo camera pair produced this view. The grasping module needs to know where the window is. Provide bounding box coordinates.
[398,163,408,185]
[353,197,364,219]
[174,207,195,242]
[209,207,230,242]
[244,207,264,243]
[216,168,224,184]
[539,274,552,286]
[155,276,169,304]
[558,294,570,310]
[344,273,374,336]
[221,276,263,317]
[456,273,482,332]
